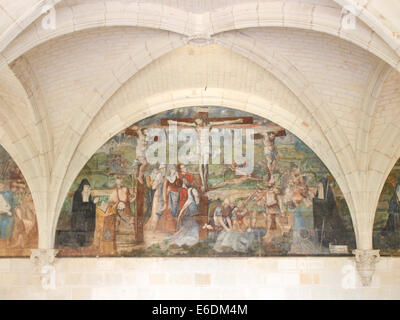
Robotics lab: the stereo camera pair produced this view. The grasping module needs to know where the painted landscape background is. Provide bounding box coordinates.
[55,106,355,257]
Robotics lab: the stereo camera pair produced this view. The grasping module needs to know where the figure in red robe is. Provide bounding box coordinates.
[177,164,201,211]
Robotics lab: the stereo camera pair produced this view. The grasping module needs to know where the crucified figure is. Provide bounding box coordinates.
[168,113,243,192]
[255,126,285,182]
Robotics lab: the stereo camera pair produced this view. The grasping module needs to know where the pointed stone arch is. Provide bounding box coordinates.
[48,44,355,249]
[2,1,399,72]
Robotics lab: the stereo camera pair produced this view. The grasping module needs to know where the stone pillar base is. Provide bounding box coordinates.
[352,249,380,287]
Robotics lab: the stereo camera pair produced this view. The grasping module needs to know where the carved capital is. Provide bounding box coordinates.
[352,249,380,287]
[30,249,58,269]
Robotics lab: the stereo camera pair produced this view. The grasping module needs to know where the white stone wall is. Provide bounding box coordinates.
[0,257,399,299]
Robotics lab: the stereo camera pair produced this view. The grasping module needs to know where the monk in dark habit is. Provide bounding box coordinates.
[71,179,99,247]
[312,177,346,247]
[383,180,400,233]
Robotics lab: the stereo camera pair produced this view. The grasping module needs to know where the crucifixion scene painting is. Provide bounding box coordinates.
[0,145,38,256]
[55,106,355,257]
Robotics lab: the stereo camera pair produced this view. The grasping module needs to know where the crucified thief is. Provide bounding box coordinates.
[168,113,243,192]
[255,126,284,182]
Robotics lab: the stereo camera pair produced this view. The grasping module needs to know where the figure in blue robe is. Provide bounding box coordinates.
[0,190,15,239]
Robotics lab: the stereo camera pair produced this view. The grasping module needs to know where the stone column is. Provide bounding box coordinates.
[30,249,59,290]
[352,249,380,287]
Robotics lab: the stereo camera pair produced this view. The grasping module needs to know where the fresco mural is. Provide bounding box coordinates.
[55,106,355,257]
[374,158,400,255]
[0,145,38,256]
